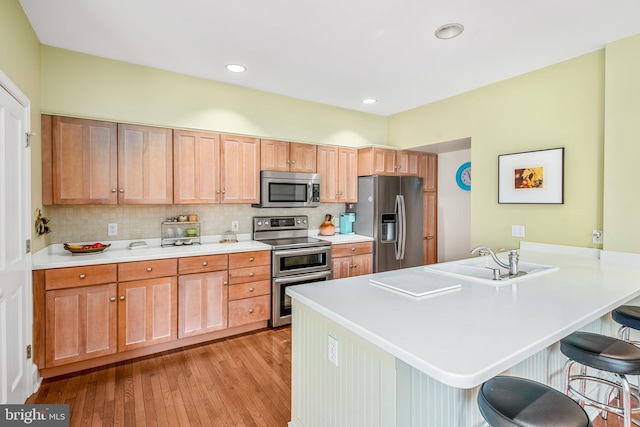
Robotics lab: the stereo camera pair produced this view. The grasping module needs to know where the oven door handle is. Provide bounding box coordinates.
[273,270,332,285]
[273,247,330,258]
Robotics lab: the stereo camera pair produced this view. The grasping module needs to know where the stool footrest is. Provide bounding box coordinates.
[567,374,640,417]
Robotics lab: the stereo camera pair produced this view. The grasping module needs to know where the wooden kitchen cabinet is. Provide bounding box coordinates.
[358,147,420,177]
[331,242,373,279]
[317,145,358,203]
[43,115,118,205]
[423,191,438,265]
[220,134,260,204]
[118,123,173,204]
[178,254,229,338]
[173,129,222,204]
[117,259,178,351]
[45,283,118,367]
[228,250,271,327]
[419,153,438,192]
[261,139,316,173]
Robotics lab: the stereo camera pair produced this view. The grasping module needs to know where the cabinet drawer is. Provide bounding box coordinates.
[229,250,270,269]
[45,264,117,290]
[178,254,228,275]
[228,295,270,327]
[228,279,270,301]
[332,242,373,258]
[228,265,271,285]
[118,259,177,281]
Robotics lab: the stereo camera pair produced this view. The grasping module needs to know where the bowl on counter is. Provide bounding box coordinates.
[186,228,197,237]
[64,242,111,255]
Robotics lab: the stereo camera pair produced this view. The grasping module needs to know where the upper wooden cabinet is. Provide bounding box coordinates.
[118,124,173,204]
[419,153,438,192]
[317,145,357,203]
[220,135,260,204]
[43,115,118,205]
[173,130,222,204]
[261,139,316,173]
[357,147,420,176]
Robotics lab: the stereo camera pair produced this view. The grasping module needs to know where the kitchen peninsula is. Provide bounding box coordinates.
[286,243,640,427]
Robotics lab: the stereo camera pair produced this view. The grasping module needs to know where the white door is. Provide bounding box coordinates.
[0,74,32,404]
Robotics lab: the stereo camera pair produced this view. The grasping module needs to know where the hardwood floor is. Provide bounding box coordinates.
[27,327,292,427]
[25,324,628,426]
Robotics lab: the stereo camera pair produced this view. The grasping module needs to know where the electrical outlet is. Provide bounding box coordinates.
[231,221,239,232]
[328,335,338,366]
[511,225,525,238]
[108,223,118,236]
[592,230,603,244]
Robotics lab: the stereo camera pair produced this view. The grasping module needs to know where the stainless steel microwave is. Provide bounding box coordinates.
[253,171,321,208]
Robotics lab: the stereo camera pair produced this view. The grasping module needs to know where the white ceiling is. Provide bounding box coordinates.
[18,0,640,116]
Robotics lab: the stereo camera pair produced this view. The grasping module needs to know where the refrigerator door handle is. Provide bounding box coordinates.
[395,194,406,260]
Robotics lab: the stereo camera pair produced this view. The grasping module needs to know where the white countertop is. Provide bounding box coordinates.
[32,232,372,270]
[286,243,640,389]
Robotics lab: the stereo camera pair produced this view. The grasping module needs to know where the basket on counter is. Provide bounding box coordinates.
[63,243,111,254]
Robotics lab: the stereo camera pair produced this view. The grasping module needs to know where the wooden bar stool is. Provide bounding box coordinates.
[477,376,592,426]
[561,331,640,427]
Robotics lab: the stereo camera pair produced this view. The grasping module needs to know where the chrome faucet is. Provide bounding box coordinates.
[471,246,519,276]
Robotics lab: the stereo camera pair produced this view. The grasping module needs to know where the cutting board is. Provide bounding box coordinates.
[369,272,461,298]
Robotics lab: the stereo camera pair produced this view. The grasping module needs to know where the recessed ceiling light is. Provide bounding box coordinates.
[362,98,377,105]
[435,23,464,40]
[226,64,246,73]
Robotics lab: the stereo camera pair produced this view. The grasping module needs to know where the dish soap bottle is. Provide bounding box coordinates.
[319,214,335,236]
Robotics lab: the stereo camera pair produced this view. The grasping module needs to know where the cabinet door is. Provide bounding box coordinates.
[118,277,177,351]
[178,271,228,338]
[45,283,117,367]
[396,151,420,176]
[289,143,317,173]
[350,254,373,277]
[338,147,358,202]
[118,124,173,204]
[419,153,438,191]
[220,135,260,203]
[317,145,339,203]
[174,130,221,204]
[373,148,397,175]
[331,257,352,280]
[423,191,438,264]
[51,116,118,204]
[260,139,290,171]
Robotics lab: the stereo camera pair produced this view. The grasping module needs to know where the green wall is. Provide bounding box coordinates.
[0,0,43,251]
[389,52,605,250]
[41,47,387,148]
[603,33,640,253]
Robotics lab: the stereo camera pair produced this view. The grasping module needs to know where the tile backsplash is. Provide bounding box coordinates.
[46,204,346,243]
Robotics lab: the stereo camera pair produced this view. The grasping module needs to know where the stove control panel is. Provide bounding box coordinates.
[253,216,308,231]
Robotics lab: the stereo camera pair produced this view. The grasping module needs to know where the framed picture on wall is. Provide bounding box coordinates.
[498,147,564,204]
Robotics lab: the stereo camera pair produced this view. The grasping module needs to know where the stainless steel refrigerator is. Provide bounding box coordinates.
[354,175,424,272]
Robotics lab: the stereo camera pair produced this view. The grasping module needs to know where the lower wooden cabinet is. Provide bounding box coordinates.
[228,295,270,328]
[228,250,271,327]
[178,271,228,338]
[45,283,117,367]
[118,276,178,351]
[332,242,373,279]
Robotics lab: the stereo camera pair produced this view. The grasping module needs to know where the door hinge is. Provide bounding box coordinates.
[26,239,31,254]
[25,132,31,147]
[26,345,31,359]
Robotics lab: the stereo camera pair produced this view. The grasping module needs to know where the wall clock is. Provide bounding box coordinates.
[456,162,471,191]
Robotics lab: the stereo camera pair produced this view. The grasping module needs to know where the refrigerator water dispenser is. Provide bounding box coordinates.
[381,213,396,242]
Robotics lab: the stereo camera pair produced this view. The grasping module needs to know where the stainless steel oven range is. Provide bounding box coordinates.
[253,215,332,327]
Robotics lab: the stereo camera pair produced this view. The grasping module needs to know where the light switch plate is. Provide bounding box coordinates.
[108,223,118,236]
[511,225,525,238]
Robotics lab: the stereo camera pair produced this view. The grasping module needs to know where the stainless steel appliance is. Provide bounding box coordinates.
[354,175,424,272]
[253,215,332,327]
[253,171,321,208]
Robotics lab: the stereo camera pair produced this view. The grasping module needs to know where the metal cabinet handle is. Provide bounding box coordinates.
[249,287,254,292]
[202,261,208,266]
[216,190,221,194]
[351,247,356,251]
[146,267,152,272]
[224,281,228,285]
[222,190,225,194]
[287,159,291,164]
[79,274,86,279]
[352,264,358,268]
[249,308,254,313]
[119,188,124,193]
[119,295,125,301]
[110,297,116,302]
[249,272,254,277]
[291,160,296,164]
[111,188,117,193]
[249,257,254,262]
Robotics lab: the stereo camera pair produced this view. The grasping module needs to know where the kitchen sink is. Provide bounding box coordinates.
[424,256,558,286]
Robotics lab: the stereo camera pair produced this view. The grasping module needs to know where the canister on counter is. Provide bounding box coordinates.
[188,214,198,222]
